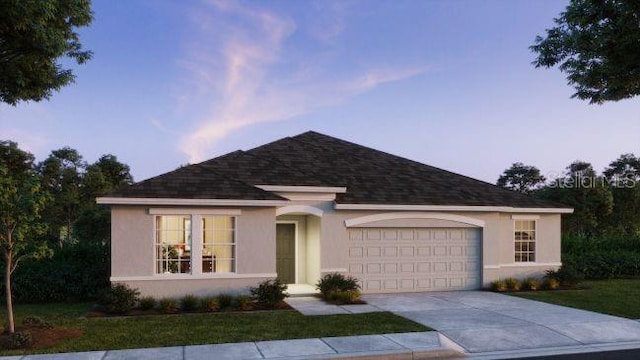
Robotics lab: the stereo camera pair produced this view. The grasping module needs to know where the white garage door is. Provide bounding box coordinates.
[347,227,481,293]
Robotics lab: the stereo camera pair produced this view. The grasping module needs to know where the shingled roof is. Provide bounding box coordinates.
[108,131,566,208]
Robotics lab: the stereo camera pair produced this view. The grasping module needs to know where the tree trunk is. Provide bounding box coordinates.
[4,252,14,334]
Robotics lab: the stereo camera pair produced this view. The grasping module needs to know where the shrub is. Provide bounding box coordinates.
[97,283,140,314]
[543,277,560,290]
[521,278,541,291]
[11,241,110,303]
[2,331,33,349]
[22,316,53,329]
[181,294,199,312]
[316,273,360,300]
[490,279,507,292]
[327,289,361,304]
[217,293,235,309]
[505,278,520,291]
[250,279,288,307]
[236,295,253,310]
[200,297,219,312]
[158,298,178,314]
[138,296,157,311]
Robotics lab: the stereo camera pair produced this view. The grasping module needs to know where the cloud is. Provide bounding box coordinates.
[177,1,430,163]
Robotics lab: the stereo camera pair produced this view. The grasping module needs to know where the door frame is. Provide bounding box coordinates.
[276,221,298,284]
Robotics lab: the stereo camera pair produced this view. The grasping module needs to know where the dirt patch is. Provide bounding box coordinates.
[0,325,83,350]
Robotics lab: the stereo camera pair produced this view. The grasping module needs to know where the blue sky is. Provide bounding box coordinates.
[1,0,638,184]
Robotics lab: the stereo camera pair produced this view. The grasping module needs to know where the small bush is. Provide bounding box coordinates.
[490,279,507,292]
[3,331,33,349]
[327,289,361,304]
[316,273,360,300]
[181,294,199,312]
[250,279,288,307]
[236,295,253,310]
[158,298,178,314]
[217,293,235,309]
[200,297,219,312]
[522,278,541,291]
[97,283,140,314]
[505,278,520,291]
[138,296,157,311]
[22,316,53,329]
[543,277,560,290]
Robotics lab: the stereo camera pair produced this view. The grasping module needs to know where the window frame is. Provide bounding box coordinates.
[154,215,193,275]
[513,219,537,263]
[152,211,239,277]
[202,215,237,274]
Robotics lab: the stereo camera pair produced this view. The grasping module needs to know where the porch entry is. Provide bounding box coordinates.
[275,216,321,287]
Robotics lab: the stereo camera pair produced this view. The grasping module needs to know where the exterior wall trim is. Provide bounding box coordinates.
[110,273,277,282]
[149,208,242,215]
[511,214,541,220]
[276,205,324,217]
[344,212,485,228]
[335,204,573,213]
[96,197,289,207]
[483,262,562,269]
[320,268,348,273]
[256,185,347,193]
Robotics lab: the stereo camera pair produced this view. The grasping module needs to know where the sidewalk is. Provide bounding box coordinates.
[0,332,462,360]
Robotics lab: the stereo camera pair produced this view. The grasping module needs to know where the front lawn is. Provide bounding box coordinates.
[0,303,429,355]
[511,279,640,319]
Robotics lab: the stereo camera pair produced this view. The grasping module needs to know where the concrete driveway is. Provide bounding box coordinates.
[363,291,640,353]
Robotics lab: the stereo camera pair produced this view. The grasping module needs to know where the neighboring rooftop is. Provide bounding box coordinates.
[107,131,567,208]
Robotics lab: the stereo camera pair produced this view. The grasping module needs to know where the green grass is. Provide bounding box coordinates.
[511,279,640,319]
[0,303,429,355]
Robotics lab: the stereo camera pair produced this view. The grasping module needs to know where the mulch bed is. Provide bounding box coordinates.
[0,325,83,350]
[86,301,292,318]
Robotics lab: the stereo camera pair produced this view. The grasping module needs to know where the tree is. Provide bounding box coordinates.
[537,161,613,236]
[531,0,640,104]
[0,0,93,105]
[38,147,85,245]
[74,155,133,242]
[603,154,640,234]
[497,162,546,194]
[0,145,50,333]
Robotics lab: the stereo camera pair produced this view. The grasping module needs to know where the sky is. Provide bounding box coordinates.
[1,0,639,185]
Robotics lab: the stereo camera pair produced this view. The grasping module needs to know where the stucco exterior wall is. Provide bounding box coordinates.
[110,205,277,297]
[110,200,563,296]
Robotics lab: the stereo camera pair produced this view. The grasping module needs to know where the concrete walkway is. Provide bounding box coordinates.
[1,332,459,359]
[363,291,640,355]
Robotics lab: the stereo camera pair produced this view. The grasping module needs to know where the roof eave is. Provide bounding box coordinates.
[96,197,290,207]
[334,203,574,214]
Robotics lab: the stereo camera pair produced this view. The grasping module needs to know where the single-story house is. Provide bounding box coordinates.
[97,131,572,297]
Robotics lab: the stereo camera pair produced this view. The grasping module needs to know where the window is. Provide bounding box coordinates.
[514,220,535,262]
[155,216,192,274]
[202,216,236,273]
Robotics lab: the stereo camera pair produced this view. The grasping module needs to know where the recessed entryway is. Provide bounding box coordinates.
[276,214,321,287]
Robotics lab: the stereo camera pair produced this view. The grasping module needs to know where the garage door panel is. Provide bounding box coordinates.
[348,227,481,293]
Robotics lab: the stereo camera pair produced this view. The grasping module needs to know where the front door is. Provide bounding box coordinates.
[276,223,296,284]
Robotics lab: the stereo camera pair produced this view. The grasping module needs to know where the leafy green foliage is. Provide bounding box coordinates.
[138,297,157,311]
[0,0,93,105]
[250,279,288,307]
[158,298,178,314]
[497,162,546,194]
[11,241,110,302]
[22,316,53,329]
[521,278,541,291]
[199,297,219,312]
[327,289,361,304]
[316,273,361,301]
[180,294,199,312]
[490,279,507,292]
[531,0,640,104]
[216,294,235,309]
[504,278,520,291]
[1,331,33,349]
[97,283,139,315]
[236,295,253,311]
